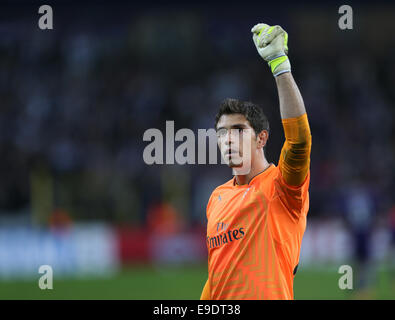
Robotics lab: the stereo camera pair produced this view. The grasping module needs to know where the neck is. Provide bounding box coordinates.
[234,156,270,186]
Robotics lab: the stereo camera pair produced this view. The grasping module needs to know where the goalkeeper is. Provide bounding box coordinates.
[200,23,312,300]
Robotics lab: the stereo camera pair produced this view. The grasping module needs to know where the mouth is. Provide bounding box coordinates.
[224,149,239,158]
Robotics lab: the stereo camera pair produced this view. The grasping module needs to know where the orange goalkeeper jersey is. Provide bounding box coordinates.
[203,113,311,300]
[206,164,309,299]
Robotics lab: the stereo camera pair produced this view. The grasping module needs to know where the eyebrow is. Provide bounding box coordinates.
[216,123,250,131]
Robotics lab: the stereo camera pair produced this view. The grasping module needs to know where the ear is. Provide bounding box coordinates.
[256,130,269,149]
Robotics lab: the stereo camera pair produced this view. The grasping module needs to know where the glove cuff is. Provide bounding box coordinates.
[267,54,291,77]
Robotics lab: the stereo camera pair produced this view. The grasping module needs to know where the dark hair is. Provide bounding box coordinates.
[215,98,270,135]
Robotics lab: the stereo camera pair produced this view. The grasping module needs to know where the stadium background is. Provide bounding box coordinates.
[0,0,395,299]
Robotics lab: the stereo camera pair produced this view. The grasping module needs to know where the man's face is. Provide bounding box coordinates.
[216,114,256,169]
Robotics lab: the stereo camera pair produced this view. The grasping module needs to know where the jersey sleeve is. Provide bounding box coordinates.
[274,168,310,219]
[274,113,312,221]
[278,113,312,187]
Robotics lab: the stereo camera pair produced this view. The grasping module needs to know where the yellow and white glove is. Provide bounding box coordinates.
[251,23,291,77]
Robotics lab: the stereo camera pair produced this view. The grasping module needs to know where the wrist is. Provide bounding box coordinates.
[267,54,291,77]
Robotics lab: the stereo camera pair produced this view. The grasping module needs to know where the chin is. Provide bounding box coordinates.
[228,161,243,168]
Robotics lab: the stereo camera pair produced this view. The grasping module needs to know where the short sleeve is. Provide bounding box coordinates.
[273,167,310,223]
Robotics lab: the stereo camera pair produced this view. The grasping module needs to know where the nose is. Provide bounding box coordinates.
[224,130,233,146]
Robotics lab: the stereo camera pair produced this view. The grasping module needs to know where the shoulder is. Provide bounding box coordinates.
[206,178,234,212]
[272,167,310,212]
[250,164,279,187]
[275,166,310,191]
[253,164,310,200]
[209,177,234,198]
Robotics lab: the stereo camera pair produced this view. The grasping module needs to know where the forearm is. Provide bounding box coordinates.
[275,72,306,119]
[276,73,311,186]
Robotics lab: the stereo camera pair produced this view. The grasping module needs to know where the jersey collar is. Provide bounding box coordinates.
[233,163,275,187]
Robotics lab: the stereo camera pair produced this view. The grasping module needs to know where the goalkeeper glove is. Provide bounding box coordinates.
[251,23,291,77]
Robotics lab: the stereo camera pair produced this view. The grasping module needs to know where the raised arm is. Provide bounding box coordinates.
[276,73,311,186]
[275,72,306,119]
[252,23,312,186]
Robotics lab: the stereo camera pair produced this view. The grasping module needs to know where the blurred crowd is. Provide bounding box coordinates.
[0,3,394,233]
